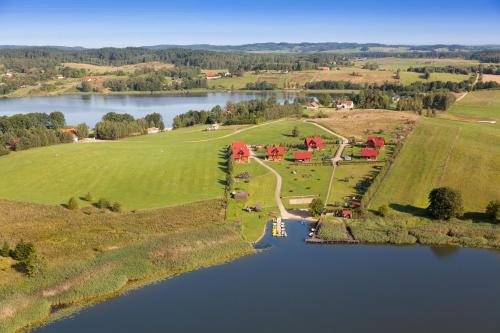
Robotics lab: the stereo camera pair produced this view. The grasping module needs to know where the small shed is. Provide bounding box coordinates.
[233,192,250,200]
[295,151,312,162]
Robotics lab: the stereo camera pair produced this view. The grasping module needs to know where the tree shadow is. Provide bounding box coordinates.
[461,211,497,224]
[389,203,428,216]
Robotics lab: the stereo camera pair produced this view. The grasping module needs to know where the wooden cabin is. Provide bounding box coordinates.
[232,142,250,163]
[266,146,286,161]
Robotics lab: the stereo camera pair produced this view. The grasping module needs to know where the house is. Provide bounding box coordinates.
[206,72,222,80]
[60,128,78,142]
[82,76,92,82]
[1,72,13,78]
[206,123,219,131]
[232,142,250,163]
[318,66,330,71]
[295,151,312,162]
[366,136,385,149]
[147,127,161,134]
[360,148,379,160]
[391,95,401,103]
[336,101,354,109]
[55,74,64,80]
[266,146,286,161]
[342,209,353,219]
[304,137,325,151]
[233,191,250,200]
[306,101,320,110]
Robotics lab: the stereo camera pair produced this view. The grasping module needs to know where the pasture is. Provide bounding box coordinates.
[369,118,500,213]
[448,89,500,120]
[355,57,482,71]
[0,120,331,210]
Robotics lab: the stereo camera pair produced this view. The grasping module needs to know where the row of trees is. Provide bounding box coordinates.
[94,112,164,139]
[172,98,302,128]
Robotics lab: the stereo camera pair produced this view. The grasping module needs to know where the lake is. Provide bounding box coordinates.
[33,220,500,333]
[0,92,298,127]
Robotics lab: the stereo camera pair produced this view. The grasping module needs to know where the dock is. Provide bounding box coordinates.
[305,221,359,244]
[272,217,287,237]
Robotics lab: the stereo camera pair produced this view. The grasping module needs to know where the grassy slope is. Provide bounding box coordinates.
[448,89,500,119]
[369,117,500,213]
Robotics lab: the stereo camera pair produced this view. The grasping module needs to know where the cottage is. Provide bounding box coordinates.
[306,101,320,110]
[206,123,220,131]
[360,148,379,160]
[147,127,161,134]
[233,191,250,200]
[304,136,325,151]
[295,151,312,162]
[366,136,385,149]
[60,128,78,142]
[206,72,222,80]
[232,141,250,163]
[342,209,353,219]
[82,76,92,82]
[318,66,330,71]
[336,101,354,109]
[391,95,401,103]
[266,146,286,161]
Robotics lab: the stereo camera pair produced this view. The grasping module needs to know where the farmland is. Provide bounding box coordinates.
[447,89,500,120]
[369,117,500,213]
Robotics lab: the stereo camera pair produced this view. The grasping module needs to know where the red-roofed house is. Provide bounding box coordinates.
[360,148,379,160]
[295,151,312,162]
[266,146,286,161]
[206,72,222,80]
[318,66,330,71]
[304,137,325,151]
[306,101,320,110]
[336,101,354,109]
[232,142,250,163]
[366,136,385,149]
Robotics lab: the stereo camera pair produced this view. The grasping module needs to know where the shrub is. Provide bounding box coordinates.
[377,205,389,217]
[12,240,35,261]
[84,192,93,201]
[0,146,10,156]
[427,187,463,220]
[97,198,111,209]
[310,198,324,217]
[485,200,500,223]
[111,202,122,213]
[292,126,300,137]
[68,197,79,210]
[1,241,9,257]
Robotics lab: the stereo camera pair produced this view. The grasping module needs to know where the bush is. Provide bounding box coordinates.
[0,146,10,156]
[310,198,324,217]
[1,241,9,257]
[427,187,463,220]
[292,126,300,138]
[84,192,93,201]
[68,197,79,210]
[377,205,389,217]
[12,240,34,261]
[97,198,111,209]
[485,200,500,223]
[110,202,122,213]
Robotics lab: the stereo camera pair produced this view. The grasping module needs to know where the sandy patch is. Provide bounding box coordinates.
[289,197,314,205]
[482,74,500,83]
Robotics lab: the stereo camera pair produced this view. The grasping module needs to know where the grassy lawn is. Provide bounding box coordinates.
[448,89,500,120]
[226,161,277,242]
[369,117,500,213]
[327,163,383,206]
[399,71,471,85]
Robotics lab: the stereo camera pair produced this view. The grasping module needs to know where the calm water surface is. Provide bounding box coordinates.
[0,92,297,127]
[34,221,500,333]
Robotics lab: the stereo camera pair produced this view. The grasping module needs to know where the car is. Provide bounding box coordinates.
[323,156,332,161]
[343,156,352,161]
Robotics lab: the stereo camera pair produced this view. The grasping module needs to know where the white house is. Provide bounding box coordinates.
[306,101,320,110]
[391,95,401,103]
[206,73,222,80]
[147,127,161,134]
[206,123,220,131]
[336,101,354,109]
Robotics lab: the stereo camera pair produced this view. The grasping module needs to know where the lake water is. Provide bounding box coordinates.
[0,93,297,127]
[34,221,500,333]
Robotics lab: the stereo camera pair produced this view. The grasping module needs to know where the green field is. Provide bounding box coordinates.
[355,57,482,71]
[0,120,331,210]
[448,89,500,119]
[398,71,471,85]
[369,118,500,213]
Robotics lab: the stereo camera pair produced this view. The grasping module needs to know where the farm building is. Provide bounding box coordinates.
[232,142,250,163]
[206,123,219,131]
[266,146,286,161]
[305,136,325,151]
[295,151,312,162]
[82,75,93,82]
[391,95,401,103]
[336,101,354,109]
[147,127,161,134]
[366,136,385,149]
[342,209,353,219]
[306,101,320,110]
[360,148,379,160]
[318,66,330,71]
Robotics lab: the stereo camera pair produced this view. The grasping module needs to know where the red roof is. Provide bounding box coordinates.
[305,136,325,150]
[267,146,286,156]
[309,101,320,108]
[367,136,385,148]
[361,148,379,157]
[206,72,220,78]
[336,101,353,106]
[232,142,250,159]
[295,151,312,160]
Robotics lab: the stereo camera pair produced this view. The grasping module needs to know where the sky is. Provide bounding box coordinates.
[0,0,499,47]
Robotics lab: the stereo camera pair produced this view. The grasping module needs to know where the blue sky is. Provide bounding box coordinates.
[0,0,499,47]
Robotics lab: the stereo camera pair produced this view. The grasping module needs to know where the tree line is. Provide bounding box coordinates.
[172,98,301,128]
[95,112,164,140]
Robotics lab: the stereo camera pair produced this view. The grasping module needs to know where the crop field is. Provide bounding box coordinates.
[448,89,500,120]
[0,120,330,210]
[313,109,418,140]
[369,117,500,213]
